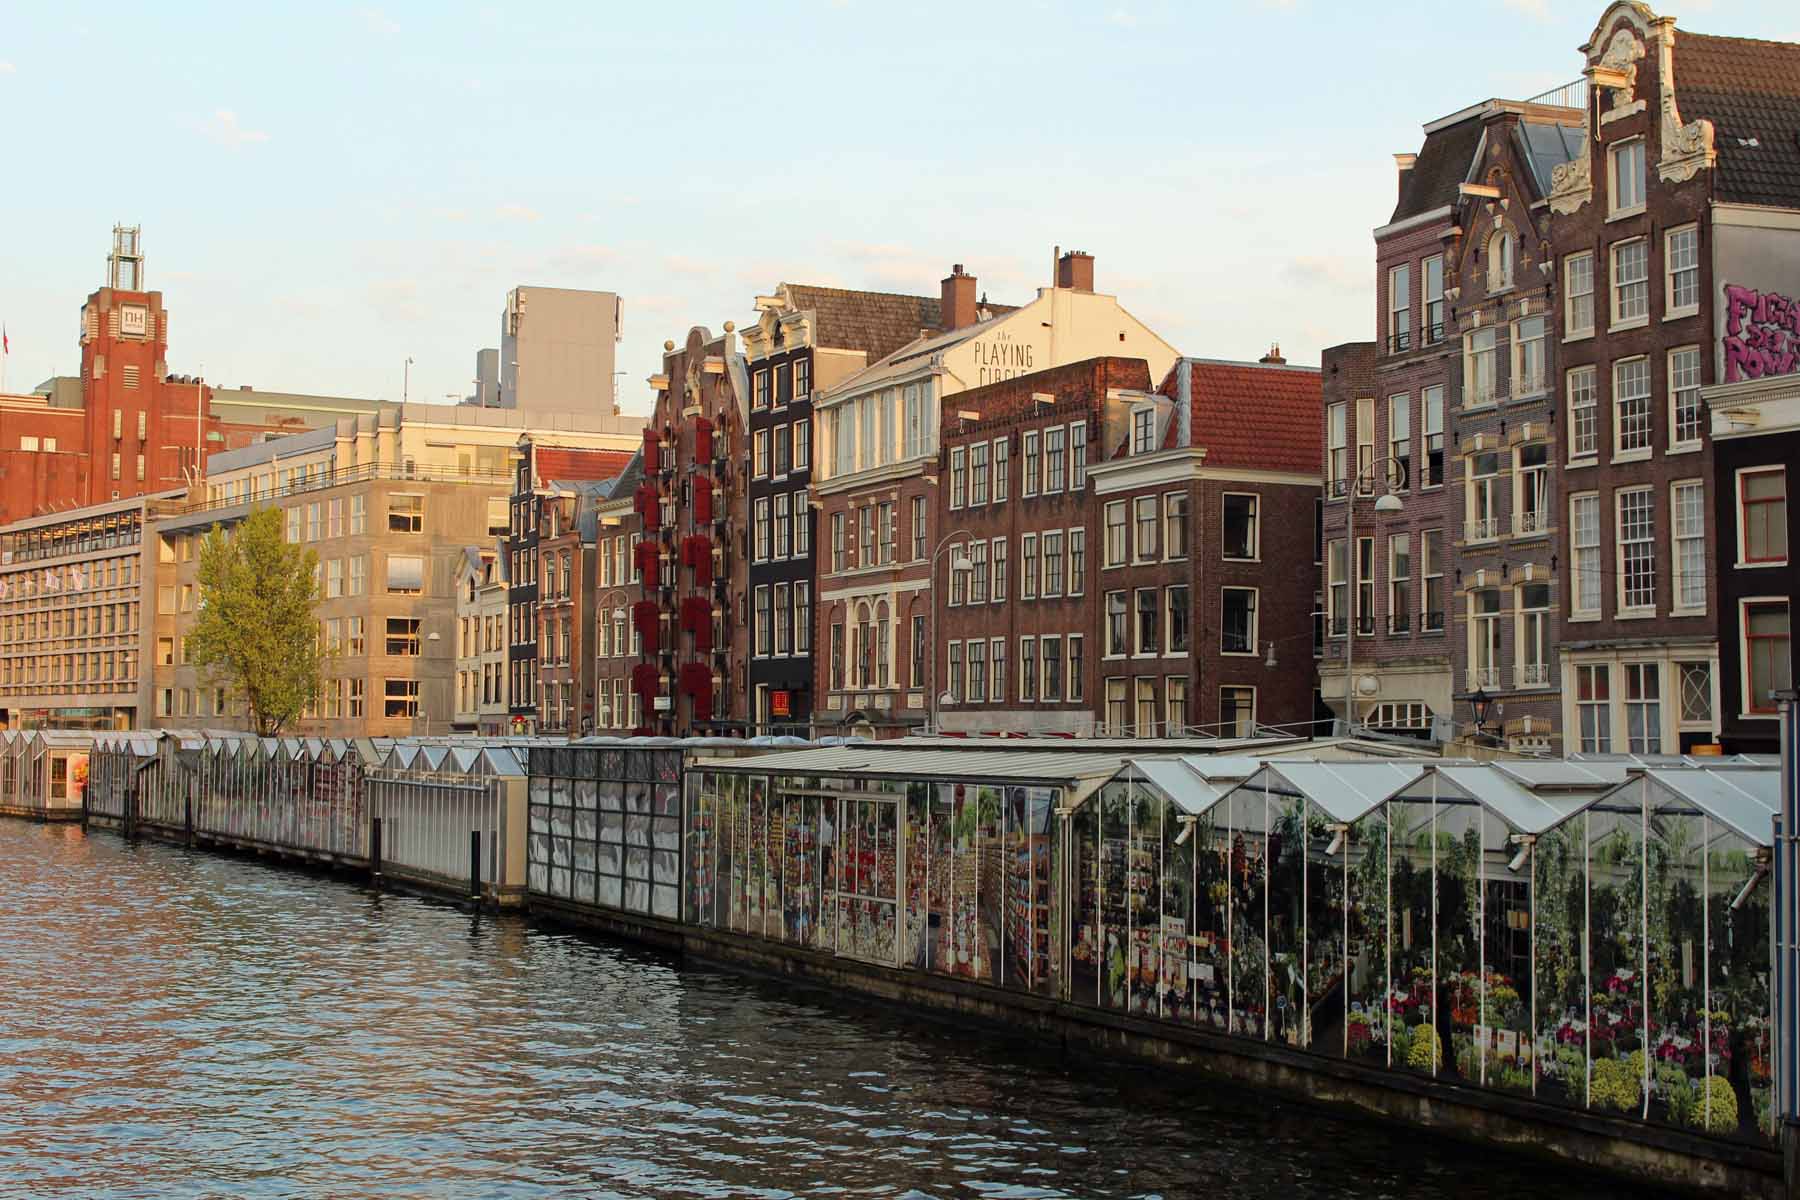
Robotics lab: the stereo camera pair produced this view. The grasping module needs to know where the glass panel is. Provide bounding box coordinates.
[1193,807,1231,1032]
[1228,786,1269,1040]
[1534,822,1589,1109]
[1588,801,1648,1118]
[1388,795,1439,1075]
[1705,822,1773,1141]
[1344,808,1389,1065]
[1071,791,1103,1006]
[1098,783,1134,1011]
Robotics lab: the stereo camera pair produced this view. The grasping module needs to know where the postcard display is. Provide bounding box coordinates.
[686,772,1060,995]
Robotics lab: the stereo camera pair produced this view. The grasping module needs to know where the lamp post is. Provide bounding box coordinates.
[1469,686,1494,744]
[926,532,974,736]
[1339,457,1406,736]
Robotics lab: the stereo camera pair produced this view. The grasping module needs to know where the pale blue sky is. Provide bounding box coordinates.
[2,1,1794,415]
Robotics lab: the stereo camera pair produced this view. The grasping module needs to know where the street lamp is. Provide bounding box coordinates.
[926,533,974,735]
[1469,686,1495,743]
[1339,457,1406,737]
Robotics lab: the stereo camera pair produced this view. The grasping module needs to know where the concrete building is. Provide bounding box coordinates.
[500,286,623,417]
[740,282,942,734]
[1542,3,1800,753]
[0,492,184,730]
[453,546,508,734]
[813,252,1179,736]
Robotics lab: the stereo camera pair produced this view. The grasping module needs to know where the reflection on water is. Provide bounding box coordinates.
[0,822,1673,1199]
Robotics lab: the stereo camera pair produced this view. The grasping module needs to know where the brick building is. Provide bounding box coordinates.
[813,252,1178,736]
[534,478,617,735]
[739,283,939,734]
[452,547,508,734]
[627,326,749,735]
[591,453,644,734]
[1541,2,1798,753]
[936,352,1321,737]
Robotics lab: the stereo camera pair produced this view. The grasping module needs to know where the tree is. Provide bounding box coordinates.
[190,506,325,735]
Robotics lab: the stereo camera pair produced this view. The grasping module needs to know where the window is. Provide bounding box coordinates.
[970,440,989,505]
[1516,443,1549,535]
[1222,493,1257,560]
[1136,678,1158,735]
[1356,396,1375,491]
[1070,422,1087,490]
[1423,386,1444,487]
[761,428,779,477]
[1067,635,1083,703]
[348,494,366,535]
[1214,685,1251,737]
[1464,327,1497,406]
[1669,346,1702,447]
[911,496,926,562]
[831,512,846,572]
[1565,252,1595,338]
[968,639,987,703]
[991,638,1007,704]
[1104,501,1128,567]
[909,615,924,687]
[1614,357,1652,453]
[1661,225,1702,317]
[1468,452,1501,542]
[388,494,423,533]
[794,489,811,556]
[1066,529,1083,596]
[386,555,424,595]
[1356,538,1374,636]
[384,679,420,720]
[1610,138,1646,214]
[794,358,810,399]
[970,540,990,603]
[754,587,773,657]
[1134,496,1157,562]
[993,438,1010,502]
[902,384,925,459]
[878,500,895,565]
[326,558,344,598]
[877,389,894,467]
[1745,602,1793,714]
[1568,366,1599,458]
[1167,585,1190,654]
[1672,480,1706,611]
[1022,431,1040,497]
[1327,402,1347,492]
[1388,533,1410,634]
[347,617,364,655]
[1740,468,1788,565]
[1387,395,1410,487]
[1487,229,1514,291]
[1019,636,1036,701]
[1041,532,1062,599]
[1041,636,1062,701]
[1618,488,1656,611]
[949,446,966,509]
[1164,493,1189,560]
[1131,407,1155,455]
[1423,255,1445,342]
[753,498,770,562]
[1388,264,1410,351]
[1045,426,1066,492]
[1512,316,1546,398]
[347,555,366,597]
[1469,589,1502,689]
[1578,664,1611,753]
[1165,675,1188,733]
[1106,678,1127,732]
[385,617,420,657]
[859,395,875,469]
[1612,238,1649,325]
[286,507,302,543]
[1327,539,1347,637]
[1222,587,1257,654]
[1518,583,1550,687]
[992,537,1008,602]
[1021,534,1038,600]
[1625,663,1662,754]
[1105,591,1128,657]
[794,419,810,471]
[752,369,769,410]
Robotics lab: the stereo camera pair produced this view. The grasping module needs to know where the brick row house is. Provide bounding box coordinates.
[1543,2,1796,754]
[812,252,1178,736]
[739,283,941,735]
[591,453,644,735]
[935,352,1322,737]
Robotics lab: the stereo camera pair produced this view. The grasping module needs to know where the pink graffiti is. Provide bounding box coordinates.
[1724,284,1800,383]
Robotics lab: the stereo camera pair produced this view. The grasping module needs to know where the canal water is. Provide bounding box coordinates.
[0,822,1677,1199]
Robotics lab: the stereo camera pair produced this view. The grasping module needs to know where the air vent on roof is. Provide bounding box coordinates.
[1736,136,1761,147]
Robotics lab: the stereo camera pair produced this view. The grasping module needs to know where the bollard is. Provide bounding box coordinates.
[469,830,482,904]
[370,816,383,888]
[185,794,194,848]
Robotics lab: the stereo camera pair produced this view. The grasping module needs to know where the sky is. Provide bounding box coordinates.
[2,0,1796,417]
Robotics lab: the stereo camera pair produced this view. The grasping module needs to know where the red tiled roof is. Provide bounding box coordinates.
[534,446,634,484]
[1175,360,1322,475]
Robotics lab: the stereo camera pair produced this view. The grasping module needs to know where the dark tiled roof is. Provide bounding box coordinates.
[1392,116,1484,223]
[605,449,644,499]
[1184,360,1323,475]
[783,286,943,362]
[1678,31,1800,209]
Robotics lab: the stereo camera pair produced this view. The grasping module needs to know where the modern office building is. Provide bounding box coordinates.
[499,286,623,417]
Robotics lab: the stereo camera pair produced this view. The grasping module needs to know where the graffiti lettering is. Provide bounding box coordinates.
[1723,283,1800,383]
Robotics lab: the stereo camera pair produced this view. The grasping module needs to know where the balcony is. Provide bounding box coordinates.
[1423,321,1445,345]
[1468,668,1501,690]
[1389,613,1411,634]
[1514,510,1547,536]
[1511,369,1547,400]
[1519,663,1550,687]
[1386,330,1412,354]
[1422,610,1445,632]
[1464,380,1499,409]
[1329,616,1348,638]
[1465,517,1500,543]
[1355,616,1375,637]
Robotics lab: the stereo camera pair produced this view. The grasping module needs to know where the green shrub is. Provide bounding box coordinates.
[1388,1023,1410,1064]
[1592,1052,1644,1112]
[1690,1076,1738,1134]
[1407,1024,1442,1072]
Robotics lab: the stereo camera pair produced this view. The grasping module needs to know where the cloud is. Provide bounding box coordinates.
[203,109,270,148]
[1280,255,1368,296]
[0,61,15,75]
[357,7,401,34]
[1106,8,1138,27]
[495,202,540,222]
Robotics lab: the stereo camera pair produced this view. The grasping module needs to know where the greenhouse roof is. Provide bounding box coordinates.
[1118,756,1266,813]
[1626,766,1780,846]
[690,744,1138,790]
[1390,765,1575,834]
[1226,761,1431,823]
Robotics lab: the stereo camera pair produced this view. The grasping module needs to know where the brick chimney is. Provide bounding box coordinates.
[1394,153,1417,202]
[1056,249,1095,292]
[941,264,977,332]
[1259,343,1286,365]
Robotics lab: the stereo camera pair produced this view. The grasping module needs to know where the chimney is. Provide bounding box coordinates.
[1394,153,1417,202]
[1057,249,1095,292]
[1259,343,1286,365]
[941,264,978,332]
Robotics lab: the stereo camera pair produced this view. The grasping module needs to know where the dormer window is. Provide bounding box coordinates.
[1486,230,1515,292]
[1131,406,1155,455]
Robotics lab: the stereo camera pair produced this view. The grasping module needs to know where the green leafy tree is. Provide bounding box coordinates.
[190,506,324,735]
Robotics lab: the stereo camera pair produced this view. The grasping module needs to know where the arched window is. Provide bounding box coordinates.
[1487,229,1515,291]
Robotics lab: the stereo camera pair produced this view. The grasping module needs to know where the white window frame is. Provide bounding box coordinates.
[1327,401,1347,494]
[1568,365,1599,460]
[1388,263,1411,352]
[1665,224,1700,318]
[1671,478,1707,615]
[1221,492,1259,562]
[1511,314,1547,399]
[1616,486,1657,615]
[948,446,967,510]
[1387,532,1410,635]
[1609,137,1646,218]
[1668,345,1703,450]
[1564,251,1595,339]
[992,438,1009,503]
[1612,355,1653,457]
[1611,237,1650,329]
[1022,430,1040,497]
